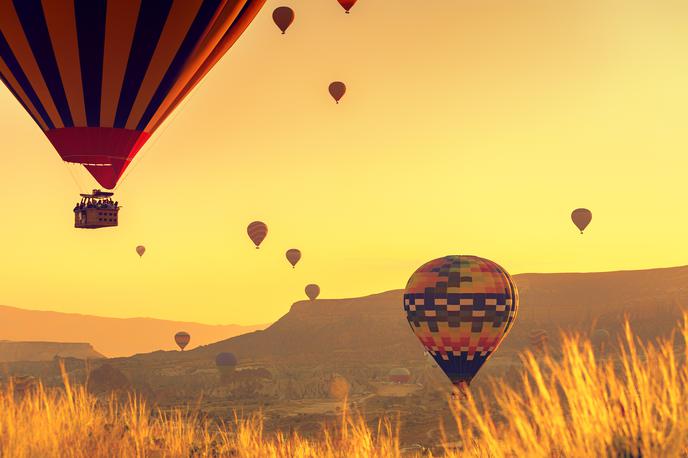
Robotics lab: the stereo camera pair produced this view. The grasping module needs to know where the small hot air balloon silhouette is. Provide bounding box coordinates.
[286,249,301,268]
[337,0,358,13]
[571,208,592,234]
[273,6,295,34]
[174,332,190,351]
[215,352,238,382]
[327,374,350,400]
[247,221,268,248]
[328,82,346,104]
[404,255,518,396]
[305,284,320,300]
[136,246,146,258]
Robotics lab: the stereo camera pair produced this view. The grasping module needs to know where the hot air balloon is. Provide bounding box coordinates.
[174,331,190,351]
[247,221,268,248]
[327,374,350,400]
[286,249,301,268]
[337,0,358,13]
[136,246,145,258]
[388,367,411,384]
[404,255,518,396]
[305,284,320,300]
[215,352,237,382]
[571,208,592,234]
[272,6,294,34]
[328,82,346,104]
[0,0,266,208]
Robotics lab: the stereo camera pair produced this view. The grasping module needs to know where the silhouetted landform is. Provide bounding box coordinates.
[0,305,269,357]
[3,265,688,446]
[0,341,103,362]
[177,264,688,365]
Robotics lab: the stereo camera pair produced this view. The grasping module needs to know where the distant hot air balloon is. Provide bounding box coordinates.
[571,208,592,234]
[328,82,346,104]
[273,6,295,34]
[136,246,145,258]
[174,331,190,351]
[388,367,411,384]
[215,352,237,382]
[0,1,266,191]
[305,284,320,300]
[328,374,350,400]
[247,221,268,248]
[286,249,301,268]
[337,0,358,13]
[404,255,518,396]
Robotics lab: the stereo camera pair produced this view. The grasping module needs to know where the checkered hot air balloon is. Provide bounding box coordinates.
[404,255,519,395]
[0,0,266,189]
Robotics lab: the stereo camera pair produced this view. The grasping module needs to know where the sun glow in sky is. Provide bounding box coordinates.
[1,0,688,325]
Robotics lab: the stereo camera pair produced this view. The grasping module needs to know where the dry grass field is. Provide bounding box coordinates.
[1,315,687,457]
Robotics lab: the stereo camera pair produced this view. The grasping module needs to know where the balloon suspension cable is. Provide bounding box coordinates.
[114,76,206,191]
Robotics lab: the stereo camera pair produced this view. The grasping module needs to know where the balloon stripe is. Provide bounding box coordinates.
[0,56,48,130]
[141,0,248,132]
[43,0,88,127]
[72,0,107,127]
[0,1,62,128]
[100,0,140,128]
[136,0,224,131]
[13,0,74,127]
[113,0,173,129]
[146,0,264,132]
[126,0,204,131]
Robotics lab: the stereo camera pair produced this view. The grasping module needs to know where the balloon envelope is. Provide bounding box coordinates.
[337,0,358,13]
[272,6,295,34]
[305,284,320,300]
[328,82,346,103]
[247,221,268,248]
[571,208,592,233]
[404,255,518,390]
[328,374,350,400]
[174,331,190,351]
[0,1,265,189]
[215,352,237,367]
[286,249,301,267]
[136,246,145,257]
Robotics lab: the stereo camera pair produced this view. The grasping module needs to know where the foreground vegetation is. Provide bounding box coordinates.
[1,316,687,457]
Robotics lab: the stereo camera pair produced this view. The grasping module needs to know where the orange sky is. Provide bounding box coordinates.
[1,0,688,325]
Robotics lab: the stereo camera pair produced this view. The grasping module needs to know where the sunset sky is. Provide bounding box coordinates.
[1,0,688,325]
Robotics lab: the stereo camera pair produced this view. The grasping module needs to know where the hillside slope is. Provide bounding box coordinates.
[0,305,268,357]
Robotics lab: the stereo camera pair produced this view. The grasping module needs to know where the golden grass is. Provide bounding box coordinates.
[1,315,688,457]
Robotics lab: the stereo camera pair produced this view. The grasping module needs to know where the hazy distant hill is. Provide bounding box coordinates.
[180,265,688,365]
[0,305,268,358]
[0,341,104,362]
